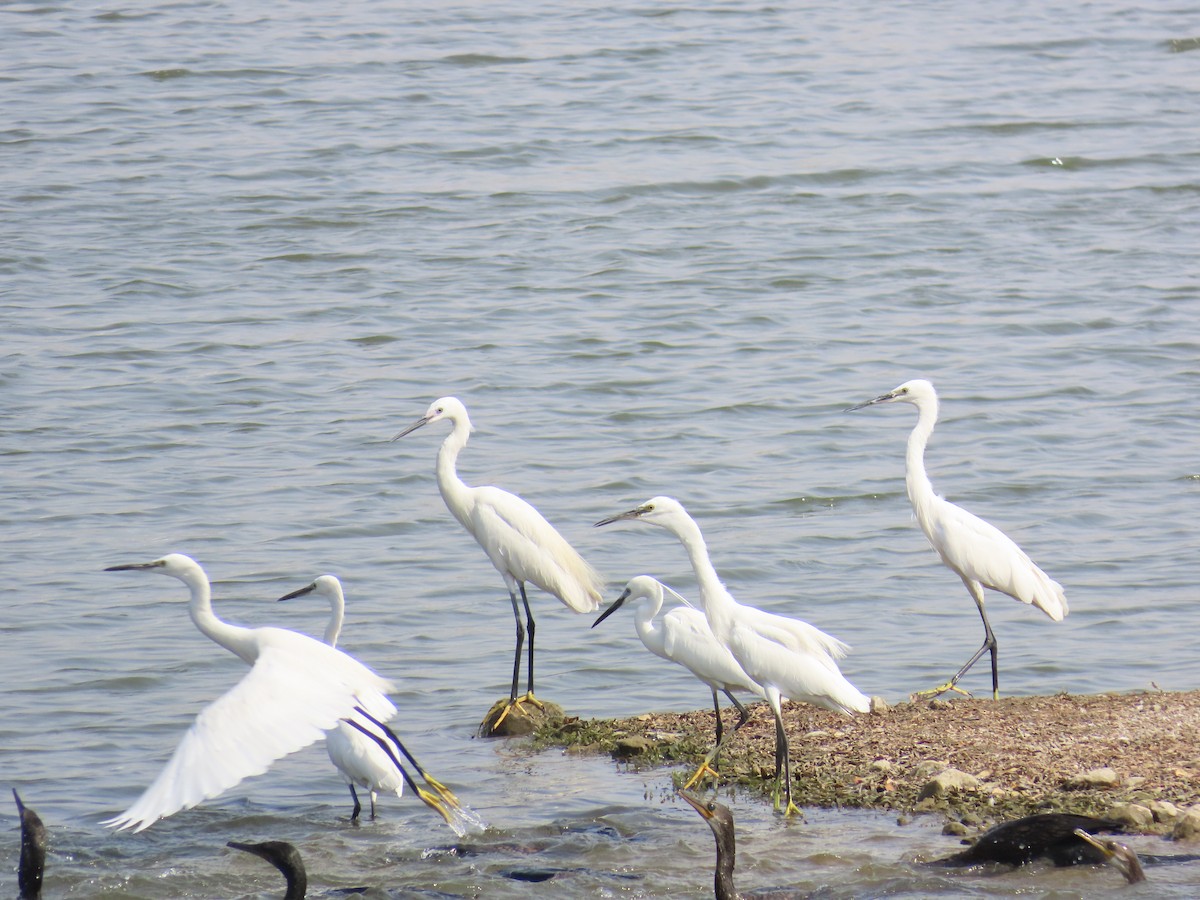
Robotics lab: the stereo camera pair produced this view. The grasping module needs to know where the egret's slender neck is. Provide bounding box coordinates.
[632,593,665,652]
[905,395,939,517]
[179,566,258,665]
[435,414,473,519]
[664,513,730,623]
[323,592,345,648]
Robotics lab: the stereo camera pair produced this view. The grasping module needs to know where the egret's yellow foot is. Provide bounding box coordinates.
[910,681,973,701]
[491,697,527,728]
[423,774,462,808]
[781,798,804,819]
[416,788,454,826]
[519,691,546,710]
[681,759,720,790]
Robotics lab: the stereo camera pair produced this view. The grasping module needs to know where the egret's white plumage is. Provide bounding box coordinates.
[849,379,1068,699]
[102,554,439,833]
[594,576,765,785]
[596,497,869,815]
[277,575,406,821]
[394,397,604,720]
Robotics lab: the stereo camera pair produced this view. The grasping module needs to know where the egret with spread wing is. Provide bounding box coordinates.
[278,575,471,829]
[849,379,1067,699]
[597,498,869,816]
[394,397,604,729]
[103,554,457,832]
[593,576,764,787]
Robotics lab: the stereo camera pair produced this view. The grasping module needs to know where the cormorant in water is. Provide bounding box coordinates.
[928,812,1125,869]
[14,790,46,900]
[228,841,307,899]
[1073,829,1147,884]
[680,790,740,900]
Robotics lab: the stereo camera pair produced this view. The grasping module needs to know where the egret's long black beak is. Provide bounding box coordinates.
[594,504,650,527]
[846,390,897,412]
[277,582,317,602]
[392,415,431,441]
[104,561,162,572]
[592,588,631,628]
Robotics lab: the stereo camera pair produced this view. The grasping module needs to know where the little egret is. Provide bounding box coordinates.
[596,497,870,816]
[278,575,477,830]
[103,554,460,832]
[849,379,1068,699]
[228,841,307,899]
[593,576,764,787]
[393,397,604,728]
[14,790,45,900]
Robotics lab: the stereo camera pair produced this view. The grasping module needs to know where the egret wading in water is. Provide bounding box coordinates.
[103,554,462,832]
[394,397,604,731]
[848,379,1068,700]
[596,497,870,816]
[278,575,476,831]
[593,576,765,788]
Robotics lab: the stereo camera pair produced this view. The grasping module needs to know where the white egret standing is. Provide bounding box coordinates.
[393,397,604,728]
[596,497,870,816]
[278,575,466,825]
[848,379,1068,700]
[103,554,460,832]
[593,576,765,788]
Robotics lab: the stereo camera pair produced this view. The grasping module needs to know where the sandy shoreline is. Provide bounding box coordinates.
[533,689,1200,835]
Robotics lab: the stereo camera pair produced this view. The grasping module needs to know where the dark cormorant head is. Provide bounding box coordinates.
[1074,829,1147,884]
[680,790,740,900]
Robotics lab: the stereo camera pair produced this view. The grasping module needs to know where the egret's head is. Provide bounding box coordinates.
[393,396,471,440]
[105,553,201,578]
[594,495,688,529]
[847,378,935,411]
[592,575,663,628]
[1073,830,1146,885]
[278,574,342,603]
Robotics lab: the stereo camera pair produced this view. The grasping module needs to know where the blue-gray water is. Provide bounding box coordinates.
[3,0,1199,896]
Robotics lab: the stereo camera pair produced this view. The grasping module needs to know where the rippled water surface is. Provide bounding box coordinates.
[3,0,1199,896]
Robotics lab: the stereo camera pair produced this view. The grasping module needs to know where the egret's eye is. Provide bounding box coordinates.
[436,407,444,414]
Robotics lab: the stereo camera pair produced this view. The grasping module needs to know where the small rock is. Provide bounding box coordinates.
[918,768,981,800]
[896,814,912,826]
[1171,806,1200,841]
[1063,767,1120,790]
[870,759,896,773]
[869,696,890,714]
[1150,800,1181,823]
[942,821,970,836]
[478,697,564,737]
[1109,803,1154,830]
[611,736,652,759]
[914,760,951,778]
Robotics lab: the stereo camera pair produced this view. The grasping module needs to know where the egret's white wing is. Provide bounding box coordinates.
[930,497,1068,621]
[106,628,396,832]
[726,615,868,715]
[472,485,603,612]
[661,607,762,696]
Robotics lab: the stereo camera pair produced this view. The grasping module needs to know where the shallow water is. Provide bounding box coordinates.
[3,0,1200,896]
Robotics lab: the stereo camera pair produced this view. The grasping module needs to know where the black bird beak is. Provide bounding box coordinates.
[104,561,163,572]
[277,582,317,602]
[846,390,897,412]
[392,415,431,441]
[592,588,632,628]
[594,504,650,527]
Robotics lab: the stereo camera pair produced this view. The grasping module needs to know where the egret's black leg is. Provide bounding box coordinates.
[520,582,536,698]
[348,784,362,822]
[914,580,998,700]
[508,589,524,704]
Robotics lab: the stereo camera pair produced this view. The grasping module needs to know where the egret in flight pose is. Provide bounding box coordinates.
[848,379,1068,699]
[593,576,765,788]
[394,397,604,727]
[278,575,475,830]
[103,554,461,832]
[596,497,869,816]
